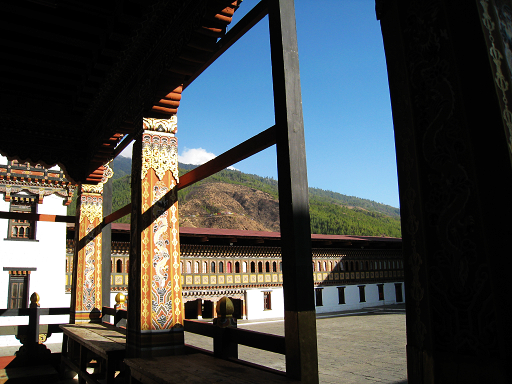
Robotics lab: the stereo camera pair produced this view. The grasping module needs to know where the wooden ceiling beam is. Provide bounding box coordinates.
[1,68,81,88]
[3,3,107,36]
[0,77,77,97]
[3,21,101,51]
[0,39,93,65]
[2,52,85,76]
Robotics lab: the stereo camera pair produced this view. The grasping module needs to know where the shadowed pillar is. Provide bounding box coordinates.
[379,0,512,382]
[70,164,113,324]
[127,115,184,357]
[269,0,319,382]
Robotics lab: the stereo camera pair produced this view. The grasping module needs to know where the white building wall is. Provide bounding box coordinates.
[0,182,70,346]
[243,282,404,320]
[245,287,284,320]
[314,282,405,314]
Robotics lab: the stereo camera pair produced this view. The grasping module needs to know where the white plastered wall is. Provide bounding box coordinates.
[314,282,405,314]
[245,287,284,320]
[0,164,70,345]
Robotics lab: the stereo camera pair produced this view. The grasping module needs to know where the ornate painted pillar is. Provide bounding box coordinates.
[127,115,183,358]
[70,164,113,324]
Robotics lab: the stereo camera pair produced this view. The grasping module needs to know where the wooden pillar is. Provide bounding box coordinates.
[268,0,318,382]
[127,116,184,358]
[70,165,113,323]
[102,166,113,311]
[379,1,512,382]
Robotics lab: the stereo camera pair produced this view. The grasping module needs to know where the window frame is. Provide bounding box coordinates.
[263,291,272,310]
[358,285,366,303]
[337,286,346,305]
[7,194,38,241]
[378,284,385,301]
[315,287,323,306]
[4,269,34,309]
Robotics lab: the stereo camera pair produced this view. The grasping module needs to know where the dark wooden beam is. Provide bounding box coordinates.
[103,202,132,226]
[0,211,74,223]
[178,125,276,190]
[268,0,318,381]
[99,124,277,228]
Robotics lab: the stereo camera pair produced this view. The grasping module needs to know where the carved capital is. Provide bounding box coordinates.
[141,131,179,181]
[81,184,103,194]
[79,193,103,223]
[143,115,178,134]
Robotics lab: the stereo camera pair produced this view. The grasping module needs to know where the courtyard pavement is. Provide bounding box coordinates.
[0,304,407,383]
[185,304,408,384]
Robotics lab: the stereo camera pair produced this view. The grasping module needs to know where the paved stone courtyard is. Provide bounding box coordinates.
[185,304,407,384]
[0,304,407,383]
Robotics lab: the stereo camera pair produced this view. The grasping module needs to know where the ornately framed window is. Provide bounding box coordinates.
[7,193,37,241]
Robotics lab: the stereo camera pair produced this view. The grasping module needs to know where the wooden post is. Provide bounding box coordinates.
[213,297,237,359]
[27,292,40,345]
[127,116,184,357]
[114,293,127,327]
[71,185,103,324]
[268,0,319,382]
[102,167,113,315]
[70,165,113,324]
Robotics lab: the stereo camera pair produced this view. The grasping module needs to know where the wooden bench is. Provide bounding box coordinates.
[60,322,126,384]
[125,353,296,384]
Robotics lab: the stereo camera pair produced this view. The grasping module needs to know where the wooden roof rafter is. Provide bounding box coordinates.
[0,0,245,184]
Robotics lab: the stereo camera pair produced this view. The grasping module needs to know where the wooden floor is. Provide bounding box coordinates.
[126,353,296,384]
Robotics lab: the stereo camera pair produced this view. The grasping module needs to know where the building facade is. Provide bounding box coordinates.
[0,157,74,345]
[66,226,404,320]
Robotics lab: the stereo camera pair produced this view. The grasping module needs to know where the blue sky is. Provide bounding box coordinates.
[122,0,400,208]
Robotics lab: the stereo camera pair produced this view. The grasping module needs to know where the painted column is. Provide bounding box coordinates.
[127,115,183,357]
[70,164,113,323]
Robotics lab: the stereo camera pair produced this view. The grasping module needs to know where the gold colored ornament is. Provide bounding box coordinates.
[141,132,179,181]
[81,184,104,194]
[79,195,103,223]
[143,115,178,134]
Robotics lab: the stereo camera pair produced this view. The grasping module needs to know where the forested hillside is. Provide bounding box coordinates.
[67,158,401,237]
[176,167,401,236]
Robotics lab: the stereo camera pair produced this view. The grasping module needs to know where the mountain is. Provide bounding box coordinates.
[176,164,401,236]
[111,156,132,179]
[69,158,401,237]
[180,183,280,231]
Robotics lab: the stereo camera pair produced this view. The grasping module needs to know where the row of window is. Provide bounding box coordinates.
[68,257,404,276]
[181,260,283,274]
[313,259,403,273]
[315,283,404,306]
